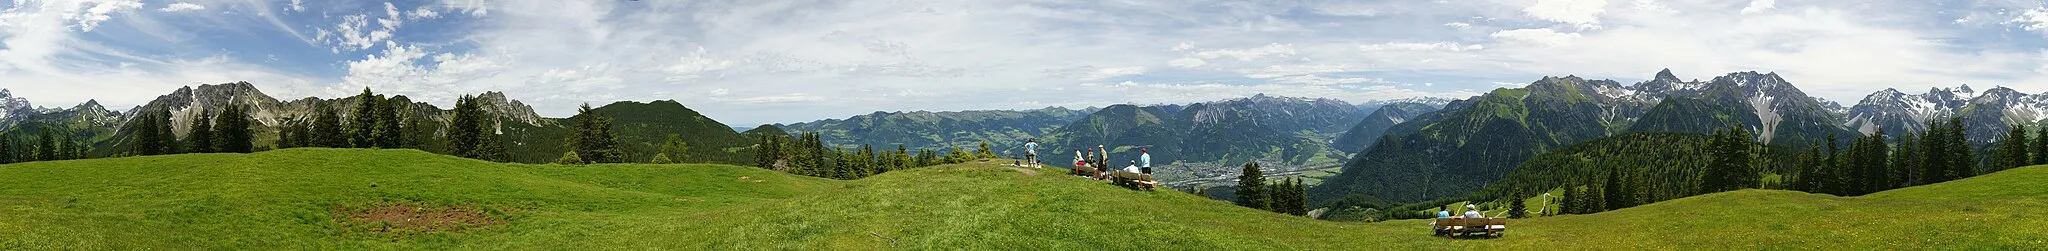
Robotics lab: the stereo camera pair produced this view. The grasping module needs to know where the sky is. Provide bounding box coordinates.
[1,0,2046,126]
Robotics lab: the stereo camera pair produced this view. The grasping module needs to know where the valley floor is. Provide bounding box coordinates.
[1,149,2043,250]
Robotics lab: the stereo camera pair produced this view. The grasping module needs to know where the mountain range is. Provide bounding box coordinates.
[2,69,2041,205]
[0,83,757,165]
[1310,69,2044,203]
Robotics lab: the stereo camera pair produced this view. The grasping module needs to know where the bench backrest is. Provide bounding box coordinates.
[1488,218,1506,226]
[1463,218,1489,227]
[1434,218,1453,226]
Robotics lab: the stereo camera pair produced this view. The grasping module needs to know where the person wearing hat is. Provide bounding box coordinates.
[1463,204,1485,219]
[1139,148,1152,174]
[1123,160,1142,174]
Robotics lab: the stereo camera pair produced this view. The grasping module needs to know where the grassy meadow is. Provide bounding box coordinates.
[1,149,2044,249]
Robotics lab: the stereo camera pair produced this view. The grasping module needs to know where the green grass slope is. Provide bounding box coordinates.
[3,149,2045,249]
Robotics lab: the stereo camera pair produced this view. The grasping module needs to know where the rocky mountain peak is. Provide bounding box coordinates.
[76,99,103,111]
[1654,68,1680,82]
[473,91,549,126]
[1977,86,2025,101]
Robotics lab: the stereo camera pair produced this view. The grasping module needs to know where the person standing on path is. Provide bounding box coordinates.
[1024,139,1040,168]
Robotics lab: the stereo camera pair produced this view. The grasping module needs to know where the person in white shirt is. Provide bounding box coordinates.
[1463,204,1485,219]
[1123,160,1142,173]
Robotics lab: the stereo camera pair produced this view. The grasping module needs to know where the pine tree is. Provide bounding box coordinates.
[894,145,910,170]
[1947,117,1973,180]
[658,134,690,164]
[402,114,434,150]
[1703,127,1756,193]
[947,146,969,164]
[975,139,994,159]
[1602,166,1625,211]
[1795,144,1821,192]
[564,103,623,164]
[1864,129,1890,195]
[373,96,404,148]
[1280,178,1306,216]
[1999,125,2030,171]
[349,89,381,148]
[153,108,177,155]
[477,130,507,162]
[2035,125,2048,165]
[186,109,215,153]
[35,130,56,161]
[445,95,492,160]
[0,135,14,164]
[215,105,254,153]
[1509,194,1529,219]
[1561,183,1582,214]
[313,103,347,148]
[854,144,876,179]
[1235,162,1269,211]
[756,134,782,169]
[1890,133,1916,190]
[276,118,300,149]
[133,112,160,155]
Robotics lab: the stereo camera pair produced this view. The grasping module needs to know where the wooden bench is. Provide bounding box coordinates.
[1109,171,1156,191]
[1071,165,1100,178]
[1431,217,1505,238]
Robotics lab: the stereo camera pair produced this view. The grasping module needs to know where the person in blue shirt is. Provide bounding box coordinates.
[1139,148,1152,174]
[1023,139,1040,168]
[1437,206,1452,218]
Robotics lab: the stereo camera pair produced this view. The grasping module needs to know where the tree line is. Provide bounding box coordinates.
[128,102,258,156]
[0,125,94,164]
[752,132,983,180]
[1789,117,2039,197]
[275,88,507,161]
[1234,162,1309,216]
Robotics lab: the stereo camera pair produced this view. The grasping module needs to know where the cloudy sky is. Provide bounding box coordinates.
[2,0,2046,125]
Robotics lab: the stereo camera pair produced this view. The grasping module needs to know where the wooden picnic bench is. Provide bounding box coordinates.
[1071,165,1101,177]
[1432,217,1505,238]
[1109,171,1156,191]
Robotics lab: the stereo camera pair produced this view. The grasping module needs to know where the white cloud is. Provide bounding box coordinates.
[289,0,304,12]
[2014,8,2048,33]
[64,0,145,32]
[1080,66,1146,81]
[1168,58,1207,68]
[410,7,442,20]
[1445,22,1473,30]
[159,2,205,12]
[662,49,734,81]
[1187,43,1297,61]
[442,0,489,17]
[1739,0,1776,15]
[1241,64,1357,79]
[1360,42,1484,52]
[1523,0,1607,28]
[1490,28,1580,46]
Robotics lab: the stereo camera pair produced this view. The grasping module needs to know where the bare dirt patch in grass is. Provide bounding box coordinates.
[335,202,507,237]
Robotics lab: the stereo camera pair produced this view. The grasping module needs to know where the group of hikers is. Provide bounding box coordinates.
[1020,139,1154,183]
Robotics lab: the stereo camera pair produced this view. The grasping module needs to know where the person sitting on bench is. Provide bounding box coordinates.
[1123,160,1142,174]
[1438,206,1452,218]
[1463,204,1484,219]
